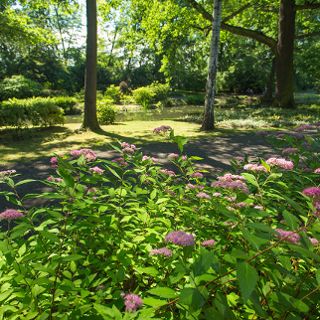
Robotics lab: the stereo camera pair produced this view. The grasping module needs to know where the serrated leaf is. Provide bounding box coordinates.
[179,287,206,310]
[143,297,167,307]
[241,173,259,188]
[148,287,176,299]
[236,262,258,302]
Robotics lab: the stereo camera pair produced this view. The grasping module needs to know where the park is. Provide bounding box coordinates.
[0,0,320,319]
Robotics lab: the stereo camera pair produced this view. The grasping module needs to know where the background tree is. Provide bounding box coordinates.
[184,0,320,108]
[201,0,222,131]
[83,0,100,131]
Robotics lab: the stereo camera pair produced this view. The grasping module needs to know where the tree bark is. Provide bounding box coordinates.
[274,0,295,108]
[83,0,100,131]
[201,0,222,131]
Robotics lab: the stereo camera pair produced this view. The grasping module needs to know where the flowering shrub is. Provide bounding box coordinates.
[0,127,320,318]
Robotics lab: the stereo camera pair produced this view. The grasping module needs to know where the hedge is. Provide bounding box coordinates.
[0,97,64,128]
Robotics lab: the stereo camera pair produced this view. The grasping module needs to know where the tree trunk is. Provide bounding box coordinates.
[201,0,222,131]
[261,57,275,103]
[83,0,100,131]
[274,0,295,108]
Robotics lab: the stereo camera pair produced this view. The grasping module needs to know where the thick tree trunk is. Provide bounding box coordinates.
[201,0,222,131]
[261,57,275,103]
[83,0,100,131]
[274,0,295,108]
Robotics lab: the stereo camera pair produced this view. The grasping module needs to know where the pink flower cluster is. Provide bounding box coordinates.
[153,125,172,135]
[294,124,315,132]
[190,172,204,179]
[201,239,215,247]
[243,163,267,172]
[276,228,318,246]
[186,183,204,190]
[70,149,97,161]
[212,173,249,193]
[150,247,172,257]
[90,166,104,175]
[314,168,320,174]
[196,192,211,199]
[160,169,176,177]
[123,293,143,312]
[112,157,128,167]
[0,170,16,177]
[47,176,63,183]
[266,158,294,170]
[282,148,298,155]
[165,231,195,246]
[142,155,159,163]
[275,228,300,244]
[50,157,58,168]
[0,209,24,220]
[303,187,320,198]
[168,153,179,160]
[121,142,137,154]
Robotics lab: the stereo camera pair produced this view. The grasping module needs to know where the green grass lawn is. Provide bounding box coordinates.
[1,95,319,165]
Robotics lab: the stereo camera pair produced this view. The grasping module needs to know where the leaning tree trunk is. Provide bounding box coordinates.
[83,0,100,131]
[201,0,222,131]
[274,0,295,108]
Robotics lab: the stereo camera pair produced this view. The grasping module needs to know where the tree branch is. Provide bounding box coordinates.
[296,31,320,39]
[184,0,277,53]
[221,23,277,53]
[222,2,253,23]
[296,2,320,10]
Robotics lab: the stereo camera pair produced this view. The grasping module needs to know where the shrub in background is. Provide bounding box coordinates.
[0,97,64,128]
[149,82,170,104]
[105,85,121,104]
[97,99,116,124]
[0,75,43,101]
[132,82,170,109]
[132,86,156,109]
[50,96,80,115]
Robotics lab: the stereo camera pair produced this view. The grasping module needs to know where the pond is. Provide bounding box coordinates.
[67,105,204,123]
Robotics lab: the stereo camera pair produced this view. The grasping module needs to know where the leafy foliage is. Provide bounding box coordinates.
[0,75,42,101]
[0,97,64,128]
[0,127,320,318]
[97,99,116,124]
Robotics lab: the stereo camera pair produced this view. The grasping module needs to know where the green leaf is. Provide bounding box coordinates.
[236,262,258,302]
[191,249,215,276]
[179,287,207,310]
[58,169,74,187]
[105,165,121,180]
[135,267,159,277]
[148,287,176,299]
[316,270,320,285]
[143,297,167,307]
[15,179,36,186]
[283,211,300,229]
[94,303,122,319]
[241,173,259,188]
[31,284,46,297]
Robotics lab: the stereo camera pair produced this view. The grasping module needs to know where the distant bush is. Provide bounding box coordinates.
[0,97,64,128]
[185,93,205,105]
[150,82,170,102]
[97,99,116,124]
[0,75,43,101]
[133,82,170,109]
[105,85,121,104]
[50,96,80,115]
[133,87,156,109]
